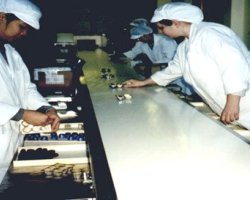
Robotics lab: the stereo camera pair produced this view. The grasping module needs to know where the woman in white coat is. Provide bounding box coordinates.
[124,24,196,95]
[123,2,250,130]
[124,25,177,77]
[0,0,60,182]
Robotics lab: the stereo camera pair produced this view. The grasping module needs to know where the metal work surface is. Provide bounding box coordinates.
[79,50,250,200]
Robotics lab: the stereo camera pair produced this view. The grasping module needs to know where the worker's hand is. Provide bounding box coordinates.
[22,110,49,126]
[46,109,61,132]
[122,79,145,88]
[220,94,240,124]
[123,78,156,88]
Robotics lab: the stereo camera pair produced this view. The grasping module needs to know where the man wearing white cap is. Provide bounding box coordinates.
[0,0,60,183]
[123,2,250,130]
[124,24,178,78]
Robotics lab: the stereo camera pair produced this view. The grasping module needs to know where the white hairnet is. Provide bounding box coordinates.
[130,18,148,27]
[130,25,153,39]
[0,0,42,29]
[151,2,203,24]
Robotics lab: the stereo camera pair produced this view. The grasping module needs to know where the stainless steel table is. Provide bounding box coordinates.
[80,50,250,200]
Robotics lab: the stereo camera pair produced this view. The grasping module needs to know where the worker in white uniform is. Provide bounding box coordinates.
[123,2,250,130]
[0,0,60,183]
[124,23,196,95]
[124,24,177,78]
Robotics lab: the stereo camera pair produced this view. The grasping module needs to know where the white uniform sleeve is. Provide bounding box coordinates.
[123,42,144,60]
[157,40,177,63]
[20,57,50,110]
[151,46,183,86]
[0,45,50,125]
[202,30,250,95]
[8,45,50,110]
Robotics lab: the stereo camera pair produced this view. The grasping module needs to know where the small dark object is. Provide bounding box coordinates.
[109,83,117,89]
[18,148,59,160]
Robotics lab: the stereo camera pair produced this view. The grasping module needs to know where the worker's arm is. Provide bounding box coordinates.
[123,78,156,88]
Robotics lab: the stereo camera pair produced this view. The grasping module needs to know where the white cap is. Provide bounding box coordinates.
[0,0,42,29]
[151,2,203,24]
[130,18,148,27]
[130,25,153,39]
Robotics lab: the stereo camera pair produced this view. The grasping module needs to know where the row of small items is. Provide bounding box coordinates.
[43,163,93,184]
[21,121,84,134]
[100,67,111,74]
[109,83,133,102]
[24,132,86,141]
[100,67,114,80]
[109,82,123,89]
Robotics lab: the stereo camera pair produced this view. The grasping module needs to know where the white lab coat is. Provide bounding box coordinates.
[124,34,177,65]
[151,22,250,129]
[124,34,195,95]
[0,44,50,183]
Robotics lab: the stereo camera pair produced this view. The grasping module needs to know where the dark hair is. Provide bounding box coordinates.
[158,19,173,26]
[5,13,19,25]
